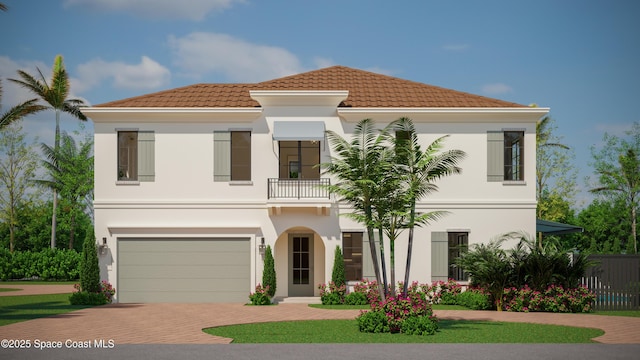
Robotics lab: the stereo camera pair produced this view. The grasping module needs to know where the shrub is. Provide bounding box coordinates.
[501,284,595,313]
[0,248,80,281]
[401,314,439,336]
[262,245,276,298]
[356,309,389,333]
[69,291,109,305]
[318,282,346,305]
[426,279,462,304]
[80,234,100,293]
[456,288,492,310]
[353,279,381,304]
[69,281,116,305]
[331,246,346,287]
[344,291,368,305]
[249,283,271,305]
[358,295,438,335]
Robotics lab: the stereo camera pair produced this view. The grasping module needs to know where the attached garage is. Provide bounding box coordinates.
[117,238,250,303]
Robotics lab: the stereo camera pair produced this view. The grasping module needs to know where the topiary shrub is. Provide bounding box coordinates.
[80,233,100,293]
[262,245,276,298]
[331,245,346,287]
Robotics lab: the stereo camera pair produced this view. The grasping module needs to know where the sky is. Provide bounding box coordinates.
[1,0,639,208]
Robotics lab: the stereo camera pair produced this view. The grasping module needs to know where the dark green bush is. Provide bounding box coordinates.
[69,291,108,305]
[344,291,368,305]
[331,246,346,287]
[400,315,439,336]
[80,234,100,293]
[456,289,492,310]
[319,282,346,305]
[356,309,389,333]
[0,248,80,281]
[262,245,276,298]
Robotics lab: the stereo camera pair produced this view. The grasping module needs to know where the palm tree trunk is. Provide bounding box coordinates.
[389,237,395,298]
[365,203,385,302]
[50,110,60,249]
[377,227,388,295]
[403,226,414,296]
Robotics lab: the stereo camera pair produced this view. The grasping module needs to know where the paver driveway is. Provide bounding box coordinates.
[2,302,640,344]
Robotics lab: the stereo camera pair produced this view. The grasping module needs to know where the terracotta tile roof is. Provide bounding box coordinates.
[95,65,525,108]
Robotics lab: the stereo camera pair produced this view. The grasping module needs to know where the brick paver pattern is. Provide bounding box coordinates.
[1,285,639,344]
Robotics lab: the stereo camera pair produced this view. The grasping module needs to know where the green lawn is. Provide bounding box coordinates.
[204,319,603,343]
[0,281,77,285]
[0,293,91,326]
[592,310,640,317]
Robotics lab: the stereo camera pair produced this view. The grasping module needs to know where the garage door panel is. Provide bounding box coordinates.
[120,252,248,266]
[118,238,250,303]
[119,291,247,303]
[119,265,249,279]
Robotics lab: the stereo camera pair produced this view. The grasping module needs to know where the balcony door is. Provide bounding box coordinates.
[279,141,320,179]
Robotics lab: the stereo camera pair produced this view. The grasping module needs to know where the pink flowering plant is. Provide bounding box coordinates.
[249,283,271,305]
[69,281,116,305]
[357,294,438,335]
[501,284,595,313]
[318,281,346,305]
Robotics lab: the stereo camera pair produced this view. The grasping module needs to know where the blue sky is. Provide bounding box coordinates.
[1,0,639,208]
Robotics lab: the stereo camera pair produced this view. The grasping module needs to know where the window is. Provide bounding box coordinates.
[342,232,363,281]
[448,232,468,281]
[292,236,310,284]
[214,131,251,181]
[278,141,320,179]
[487,130,525,182]
[504,131,524,181]
[117,130,154,182]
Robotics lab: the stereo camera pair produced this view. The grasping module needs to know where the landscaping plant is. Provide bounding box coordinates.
[249,284,271,305]
[331,245,346,287]
[262,245,276,297]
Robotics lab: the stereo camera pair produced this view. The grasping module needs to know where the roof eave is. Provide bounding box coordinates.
[81,107,263,123]
[337,107,550,122]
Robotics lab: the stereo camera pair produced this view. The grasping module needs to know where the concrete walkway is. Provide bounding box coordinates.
[1,285,639,344]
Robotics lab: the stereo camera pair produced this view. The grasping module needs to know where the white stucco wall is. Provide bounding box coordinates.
[88,96,546,301]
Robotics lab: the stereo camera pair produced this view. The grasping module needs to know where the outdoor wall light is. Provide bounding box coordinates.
[99,237,109,255]
[258,237,266,256]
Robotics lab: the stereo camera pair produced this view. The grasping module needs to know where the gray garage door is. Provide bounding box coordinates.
[118,238,250,303]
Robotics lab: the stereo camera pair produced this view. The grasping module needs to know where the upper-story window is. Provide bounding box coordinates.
[278,141,320,179]
[214,131,251,182]
[117,130,155,182]
[504,131,524,181]
[487,130,525,182]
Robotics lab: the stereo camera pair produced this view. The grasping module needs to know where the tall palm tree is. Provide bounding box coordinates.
[36,133,94,250]
[322,118,387,301]
[391,117,466,296]
[10,55,87,248]
[0,79,47,130]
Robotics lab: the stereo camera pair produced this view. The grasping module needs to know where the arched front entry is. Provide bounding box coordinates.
[274,227,326,297]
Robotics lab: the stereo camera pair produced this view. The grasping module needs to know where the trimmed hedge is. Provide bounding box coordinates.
[0,248,80,281]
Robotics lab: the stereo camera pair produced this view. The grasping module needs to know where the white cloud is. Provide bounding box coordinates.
[481,83,513,95]
[443,44,470,52]
[168,32,305,82]
[63,0,244,21]
[75,56,171,93]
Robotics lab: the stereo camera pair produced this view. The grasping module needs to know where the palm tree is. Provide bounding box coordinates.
[36,133,93,250]
[0,79,46,130]
[10,55,87,248]
[536,116,569,203]
[391,117,466,296]
[322,118,388,301]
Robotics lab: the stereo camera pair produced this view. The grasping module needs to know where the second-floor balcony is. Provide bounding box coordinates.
[267,178,330,199]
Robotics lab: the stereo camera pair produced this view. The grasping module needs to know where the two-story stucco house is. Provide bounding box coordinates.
[82,66,548,303]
